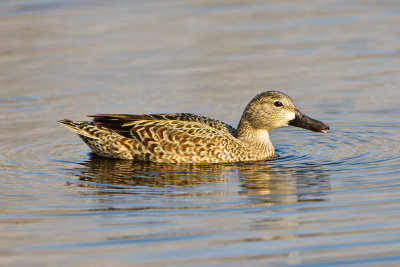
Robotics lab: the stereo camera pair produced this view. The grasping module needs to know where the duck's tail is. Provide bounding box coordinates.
[58,119,100,139]
[58,119,134,159]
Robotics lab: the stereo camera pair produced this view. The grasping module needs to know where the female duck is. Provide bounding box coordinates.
[59,91,329,163]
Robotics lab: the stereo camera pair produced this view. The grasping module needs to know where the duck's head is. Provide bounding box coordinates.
[240,91,329,133]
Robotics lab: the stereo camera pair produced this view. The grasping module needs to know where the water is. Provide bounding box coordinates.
[1,0,400,265]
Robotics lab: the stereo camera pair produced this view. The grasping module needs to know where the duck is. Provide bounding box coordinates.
[59,91,329,163]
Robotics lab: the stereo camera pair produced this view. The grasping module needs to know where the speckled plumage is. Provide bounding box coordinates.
[59,91,329,163]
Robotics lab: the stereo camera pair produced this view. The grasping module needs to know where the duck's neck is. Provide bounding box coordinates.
[237,120,275,158]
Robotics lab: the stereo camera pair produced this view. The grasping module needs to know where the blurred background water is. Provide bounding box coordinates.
[1,0,400,266]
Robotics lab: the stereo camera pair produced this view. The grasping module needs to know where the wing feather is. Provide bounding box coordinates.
[88,113,237,138]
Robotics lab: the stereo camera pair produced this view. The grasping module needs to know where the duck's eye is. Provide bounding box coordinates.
[274,101,283,107]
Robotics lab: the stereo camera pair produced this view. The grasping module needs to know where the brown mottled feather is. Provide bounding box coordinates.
[89,113,237,138]
[58,116,258,163]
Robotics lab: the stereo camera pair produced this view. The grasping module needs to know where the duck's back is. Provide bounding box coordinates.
[90,113,237,138]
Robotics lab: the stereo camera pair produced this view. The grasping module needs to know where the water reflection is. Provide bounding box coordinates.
[239,164,330,204]
[67,154,330,205]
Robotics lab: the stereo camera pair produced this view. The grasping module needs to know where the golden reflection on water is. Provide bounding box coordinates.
[67,155,330,206]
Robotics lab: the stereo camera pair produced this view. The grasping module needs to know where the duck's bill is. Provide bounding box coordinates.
[289,110,330,133]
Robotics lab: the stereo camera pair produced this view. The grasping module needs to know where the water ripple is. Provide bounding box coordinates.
[274,123,400,175]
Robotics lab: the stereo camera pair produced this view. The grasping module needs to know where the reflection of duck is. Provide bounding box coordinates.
[239,164,330,204]
[59,91,329,163]
[68,155,330,204]
[73,155,232,187]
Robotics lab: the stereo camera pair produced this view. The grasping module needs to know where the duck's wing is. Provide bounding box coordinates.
[88,113,237,138]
